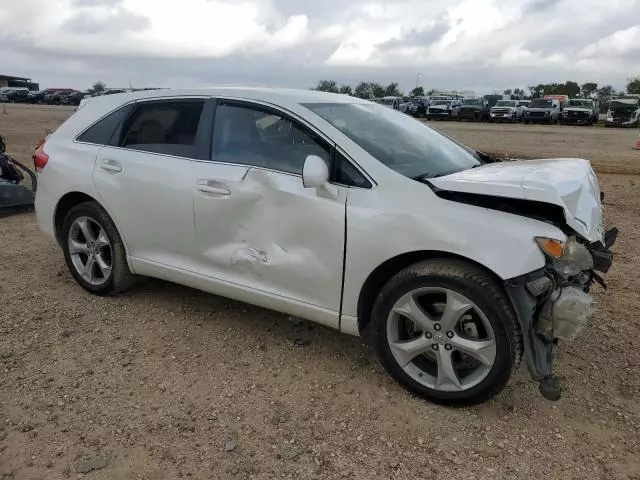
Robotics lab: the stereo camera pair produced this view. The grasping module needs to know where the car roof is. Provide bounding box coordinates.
[110,87,370,105]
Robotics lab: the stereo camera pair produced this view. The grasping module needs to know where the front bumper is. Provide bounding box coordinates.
[458,110,483,119]
[605,118,638,127]
[491,112,517,121]
[505,227,617,400]
[526,114,551,123]
[428,110,451,118]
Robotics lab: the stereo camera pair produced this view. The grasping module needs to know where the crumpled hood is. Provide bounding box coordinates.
[430,159,604,242]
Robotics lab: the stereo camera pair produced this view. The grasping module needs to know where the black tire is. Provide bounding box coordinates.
[371,259,522,406]
[61,201,135,296]
[524,119,529,124]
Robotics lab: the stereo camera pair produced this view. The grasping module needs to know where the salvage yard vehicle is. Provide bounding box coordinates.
[427,99,458,120]
[45,89,77,105]
[456,98,490,122]
[408,97,428,118]
[378,96,411,113]
[489,100,523,123]
[605,96,640,127]
[0,88,30,103]
[34,88,616,406]
[543,94,569,112]
[0,134,36,216]
[60,91,87,106]
[524,98,561,124]
[561,99,599,126]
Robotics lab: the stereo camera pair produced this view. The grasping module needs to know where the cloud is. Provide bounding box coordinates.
[62,6,151,34]
[0,0,638,92]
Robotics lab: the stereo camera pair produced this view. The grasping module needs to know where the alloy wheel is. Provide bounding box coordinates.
[386,287,497,392]
[68,216,113,286]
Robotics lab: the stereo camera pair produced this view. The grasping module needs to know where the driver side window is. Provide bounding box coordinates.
[211,102,331,175]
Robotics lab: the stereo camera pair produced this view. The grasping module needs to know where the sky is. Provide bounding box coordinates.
[1,0,639,93]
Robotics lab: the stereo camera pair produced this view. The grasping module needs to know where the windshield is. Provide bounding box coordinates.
[567,100,592,108]
[462,99,484,106]
[381,98,396,105]
[494,100,516,107]
[530,99,552,108]
[303,102,480,179]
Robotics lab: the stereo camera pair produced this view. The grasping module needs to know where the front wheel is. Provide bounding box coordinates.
[371,259,522,406]
[61,201,135,296]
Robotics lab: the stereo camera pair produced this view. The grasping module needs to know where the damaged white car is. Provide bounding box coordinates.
[34,88,616,406]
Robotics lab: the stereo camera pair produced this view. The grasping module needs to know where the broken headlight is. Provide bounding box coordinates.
[535,236,594,277]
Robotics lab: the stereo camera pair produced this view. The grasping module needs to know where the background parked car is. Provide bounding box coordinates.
[28,90,47,104]
[561,99,599,125]
[524,98,561,124]
[408,97,428,118]
[7,88,30,103]
[518,99,531,115]
[0,88,30,103]
[44,89,77,105]
[60,91,86,106]
[605,96,640,127]
[378,96,411,113]
[489,100,523,123]
[456,98,490,122]
[427,99,459,120]
[0,88,14,102]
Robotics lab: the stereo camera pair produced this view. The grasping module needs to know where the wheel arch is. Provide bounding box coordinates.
[356,250,504,335]
[54,191,101,245]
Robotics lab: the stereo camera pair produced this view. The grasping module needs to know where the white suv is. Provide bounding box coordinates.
[34,88,616,405]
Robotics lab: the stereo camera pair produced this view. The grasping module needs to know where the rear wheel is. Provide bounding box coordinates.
[61,201,135,295]
[371,259,521,406]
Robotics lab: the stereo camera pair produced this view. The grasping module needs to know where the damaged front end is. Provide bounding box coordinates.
[505,228,617,401]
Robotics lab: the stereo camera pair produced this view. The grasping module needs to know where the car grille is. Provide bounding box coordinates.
[529,111,546,117]
[568,111,589,118]
[492,109,511,114]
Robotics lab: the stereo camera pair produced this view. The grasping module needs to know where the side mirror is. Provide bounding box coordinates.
[302,155,329,188]
[302,155,339,199]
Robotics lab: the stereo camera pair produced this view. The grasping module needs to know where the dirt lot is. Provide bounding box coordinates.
[1,104,639,480]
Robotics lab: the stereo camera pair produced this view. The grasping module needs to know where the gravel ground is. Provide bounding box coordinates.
[1,104,639,479]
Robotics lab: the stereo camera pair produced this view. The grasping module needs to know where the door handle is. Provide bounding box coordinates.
[196,180,231,196]
[101,161,122,173]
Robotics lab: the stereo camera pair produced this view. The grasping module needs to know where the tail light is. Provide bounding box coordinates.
[33,143,49,172]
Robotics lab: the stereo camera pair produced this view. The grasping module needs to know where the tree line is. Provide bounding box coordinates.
[313,77,640,109]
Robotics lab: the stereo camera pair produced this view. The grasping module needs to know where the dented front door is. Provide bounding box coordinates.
[193,166,347,313]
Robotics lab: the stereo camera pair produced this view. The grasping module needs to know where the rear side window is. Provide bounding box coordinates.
[119,100,205,158]
[76,105,131,145]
